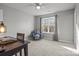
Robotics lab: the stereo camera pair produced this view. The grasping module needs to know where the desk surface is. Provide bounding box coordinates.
[0,38,29,56]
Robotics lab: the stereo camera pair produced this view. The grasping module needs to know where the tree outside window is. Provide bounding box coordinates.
[41,16,55,33]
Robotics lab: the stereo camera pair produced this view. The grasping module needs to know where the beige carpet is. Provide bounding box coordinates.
[28,39,78,56]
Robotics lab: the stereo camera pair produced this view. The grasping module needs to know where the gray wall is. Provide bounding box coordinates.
[34,9,74,44]
[75,4,79,53]
[0,4,34,40]
[74,7,77,48]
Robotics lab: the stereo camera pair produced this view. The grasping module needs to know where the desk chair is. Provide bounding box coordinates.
[17,33,25,42]
[15,33,25,56]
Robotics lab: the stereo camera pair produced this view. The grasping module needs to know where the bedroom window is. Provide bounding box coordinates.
[41,16,56,33]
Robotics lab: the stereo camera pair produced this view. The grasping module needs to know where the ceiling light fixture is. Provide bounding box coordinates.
[36,5,40,10]
[35,3,41,10]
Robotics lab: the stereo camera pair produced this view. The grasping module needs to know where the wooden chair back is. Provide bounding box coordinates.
[17,33,25,42]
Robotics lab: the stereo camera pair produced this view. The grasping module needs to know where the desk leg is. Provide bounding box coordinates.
[20,50,22,56]
[24,44,28,56]
[15,53,17,56]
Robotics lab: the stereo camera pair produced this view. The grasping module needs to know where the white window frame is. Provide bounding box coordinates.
[41,16,56,34]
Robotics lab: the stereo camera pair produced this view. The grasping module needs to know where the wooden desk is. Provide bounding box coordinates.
[0,40,29,56]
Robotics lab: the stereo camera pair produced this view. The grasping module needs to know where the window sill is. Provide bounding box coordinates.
[42,32,55,34]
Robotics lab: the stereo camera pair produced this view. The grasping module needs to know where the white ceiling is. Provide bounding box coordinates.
[2,3,75,16]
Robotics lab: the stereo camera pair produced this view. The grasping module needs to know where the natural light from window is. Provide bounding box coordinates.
[41,16,56,34]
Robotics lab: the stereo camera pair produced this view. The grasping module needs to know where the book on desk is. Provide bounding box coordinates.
[0,36,17,45]
[0,36,18,53]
